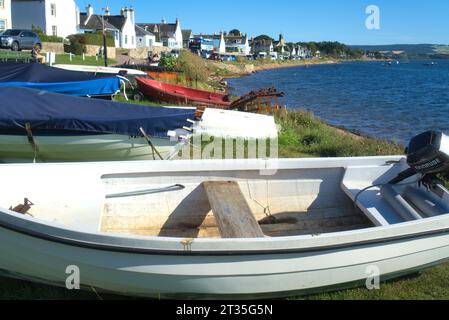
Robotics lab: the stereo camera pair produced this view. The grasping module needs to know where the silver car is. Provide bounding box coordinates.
[0,29,42,51]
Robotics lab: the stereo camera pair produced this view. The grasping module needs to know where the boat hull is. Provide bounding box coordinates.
[0,223,448,299]
[0,134,184,162]
[0,158,448,299]
[136,77,231,108]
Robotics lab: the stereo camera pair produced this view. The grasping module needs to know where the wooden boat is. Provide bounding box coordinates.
[136,77,232,108]
[0,156,449,299]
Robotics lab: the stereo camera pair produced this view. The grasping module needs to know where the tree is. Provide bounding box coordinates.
[229,29,242,36]
[254,35,274,41]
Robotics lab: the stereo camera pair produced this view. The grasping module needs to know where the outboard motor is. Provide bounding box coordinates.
[390,131,449,187]
[380,131,449,221]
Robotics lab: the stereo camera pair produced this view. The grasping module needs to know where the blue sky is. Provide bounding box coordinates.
[75,0,449,45]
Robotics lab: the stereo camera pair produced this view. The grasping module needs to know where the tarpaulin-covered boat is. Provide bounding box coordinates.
[136,77,232,108]
[0,86,196,162]
[0,62,123,97]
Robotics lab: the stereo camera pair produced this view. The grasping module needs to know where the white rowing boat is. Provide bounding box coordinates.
[53,64,147,76]
[0,156,448,299]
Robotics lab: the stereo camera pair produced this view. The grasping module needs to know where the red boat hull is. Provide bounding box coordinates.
[136,77,231,108]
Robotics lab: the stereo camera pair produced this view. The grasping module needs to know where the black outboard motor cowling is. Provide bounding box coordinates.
[390,131,449,185]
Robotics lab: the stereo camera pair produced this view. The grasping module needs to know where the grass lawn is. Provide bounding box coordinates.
[0,50,31,61]
[0,99,447,300]
[55,54,117,66]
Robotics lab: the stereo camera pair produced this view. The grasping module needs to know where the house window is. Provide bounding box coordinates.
[131,36,134,45]
[52,26,57,36]
[125,35,128,45]
[0,1,4,9]
[51,3,56,16]
[0,20,5,31]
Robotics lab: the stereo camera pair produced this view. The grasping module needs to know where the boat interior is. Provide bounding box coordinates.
[1,163,449,239]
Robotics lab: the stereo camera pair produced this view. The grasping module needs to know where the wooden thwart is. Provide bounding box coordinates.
[203,181,265,239]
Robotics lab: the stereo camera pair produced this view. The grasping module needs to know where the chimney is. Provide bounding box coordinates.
[161,17,167,24]
[86,4,93,18]
[129,7,135,25]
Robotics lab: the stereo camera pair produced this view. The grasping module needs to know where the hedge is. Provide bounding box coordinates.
[68,32,115,47]
[65,32,115,55]
[32,25,63,43]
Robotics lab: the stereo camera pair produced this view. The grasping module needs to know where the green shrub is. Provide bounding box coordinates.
[64,42,85,55]
[32,25,63,43]
[65,32,114,55]
[159,55,177,69]
[176,50,210,82]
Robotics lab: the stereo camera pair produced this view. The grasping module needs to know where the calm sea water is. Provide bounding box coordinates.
[227,61,449,145]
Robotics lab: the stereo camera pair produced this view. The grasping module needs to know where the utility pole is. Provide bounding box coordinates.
[102,8,108,67]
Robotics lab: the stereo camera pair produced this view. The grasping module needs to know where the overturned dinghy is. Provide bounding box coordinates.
[0,62,123,97]
[0,87,196,162]
[0,139,449,298]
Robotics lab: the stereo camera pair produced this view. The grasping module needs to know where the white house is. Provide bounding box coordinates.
[138,18,183,49]
[78,5,137,49]
[0,0,12,32]
[11,0,78,37]
[250,38,274,54]
[135,24,155,48]
[224,33,250,55]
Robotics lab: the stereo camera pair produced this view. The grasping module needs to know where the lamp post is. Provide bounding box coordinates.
[101,8,108,67]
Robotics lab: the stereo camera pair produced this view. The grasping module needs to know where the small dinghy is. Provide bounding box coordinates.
[0,87,196,162]
[136,77,232,108]
[0,131,449,299]
[0,62,123,98]
[53,64,147,76]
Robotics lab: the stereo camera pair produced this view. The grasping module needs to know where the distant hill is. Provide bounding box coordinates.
[349,44,449,58]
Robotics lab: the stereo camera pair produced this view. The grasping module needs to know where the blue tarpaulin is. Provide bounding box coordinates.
[0,86,196,138]
[0,62,122,96]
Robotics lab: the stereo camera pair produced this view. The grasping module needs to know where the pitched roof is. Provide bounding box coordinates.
[251,39,273,46]
[135,25,154,37]
[79,13,119,31]
[159,23,177,38]
[103,15,127,30]
[182,29,192,40]
[137,23,159,34]
[137,23,179,39]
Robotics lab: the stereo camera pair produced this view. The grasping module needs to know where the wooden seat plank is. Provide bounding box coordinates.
[203,181,264,238]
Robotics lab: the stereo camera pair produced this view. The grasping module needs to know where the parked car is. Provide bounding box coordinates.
[0,29,42,51]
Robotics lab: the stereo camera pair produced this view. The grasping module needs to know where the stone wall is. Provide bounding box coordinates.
[84,45,116,59]
[41,42,65,54]
[127,46,171,59]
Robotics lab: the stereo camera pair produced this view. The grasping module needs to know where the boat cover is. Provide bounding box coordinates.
[0,62,121,96]
[0,86,196,138]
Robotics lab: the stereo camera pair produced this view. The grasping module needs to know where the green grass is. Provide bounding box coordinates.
[0,50,31,61]
[277,110,404,158]
[0,100,447,300]
[55,54,117,66]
